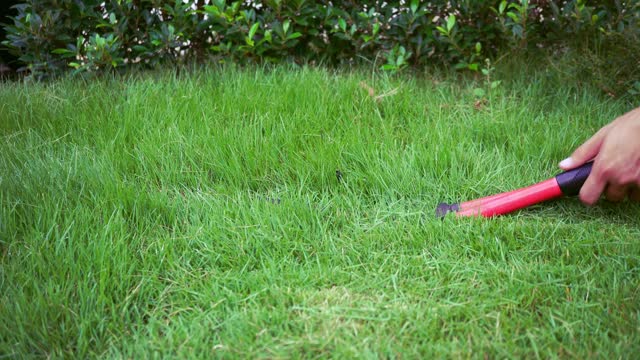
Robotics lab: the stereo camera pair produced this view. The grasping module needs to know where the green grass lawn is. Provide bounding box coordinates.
[1,65,639,358]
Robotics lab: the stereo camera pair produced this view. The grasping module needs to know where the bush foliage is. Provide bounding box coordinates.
[2,0,639,83]
[0,1,20,66]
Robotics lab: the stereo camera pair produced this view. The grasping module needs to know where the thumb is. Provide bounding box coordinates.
[559,125,610,170]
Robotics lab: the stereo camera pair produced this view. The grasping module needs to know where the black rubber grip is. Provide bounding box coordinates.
[555,161,593,196]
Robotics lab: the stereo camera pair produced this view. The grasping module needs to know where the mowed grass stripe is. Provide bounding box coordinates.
[0,65,638,358]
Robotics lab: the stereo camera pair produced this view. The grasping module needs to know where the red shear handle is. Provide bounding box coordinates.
[436,161,594,218]
[456,178,563,217]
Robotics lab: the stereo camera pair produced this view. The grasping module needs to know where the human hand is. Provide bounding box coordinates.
[559,106,640,205]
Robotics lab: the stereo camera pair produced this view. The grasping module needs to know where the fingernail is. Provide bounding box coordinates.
[559,157,574,169]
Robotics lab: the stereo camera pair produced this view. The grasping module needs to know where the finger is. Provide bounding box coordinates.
[630,188,640,202]
[604,184,628,202]
[559,125,611,170]
[579,171,606,205]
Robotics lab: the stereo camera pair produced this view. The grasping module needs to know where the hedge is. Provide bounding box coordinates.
[2,0,639,83]
[0,1,20,70]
